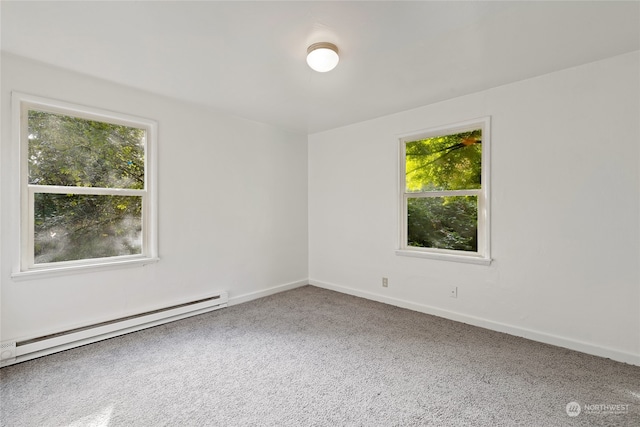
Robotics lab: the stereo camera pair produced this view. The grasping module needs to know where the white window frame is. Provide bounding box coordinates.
[11,92,158,279]
[396,116,491,265]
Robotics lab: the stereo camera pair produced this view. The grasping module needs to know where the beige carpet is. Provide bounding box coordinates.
[1,285,639,426]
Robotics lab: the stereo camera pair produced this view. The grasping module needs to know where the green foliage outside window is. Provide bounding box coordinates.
[28,110,145,263]
[28,110,144,189]
[405,130,481,252]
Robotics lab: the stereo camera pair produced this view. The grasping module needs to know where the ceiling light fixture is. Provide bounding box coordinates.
[306,42,339,72]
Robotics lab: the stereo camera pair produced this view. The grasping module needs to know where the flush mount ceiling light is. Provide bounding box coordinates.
[306,42,339,72]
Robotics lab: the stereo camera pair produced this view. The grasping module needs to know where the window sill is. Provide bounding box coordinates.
[395,249,491,265]
[11,257,160,281]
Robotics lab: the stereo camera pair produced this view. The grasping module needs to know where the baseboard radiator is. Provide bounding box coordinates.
[0,291,228,367]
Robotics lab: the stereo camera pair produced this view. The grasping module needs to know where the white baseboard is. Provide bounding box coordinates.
[228,279,308,306]
[309,278,640,367]
[1,292,228,367]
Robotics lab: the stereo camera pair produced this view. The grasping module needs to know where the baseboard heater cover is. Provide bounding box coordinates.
[0,291,228,367]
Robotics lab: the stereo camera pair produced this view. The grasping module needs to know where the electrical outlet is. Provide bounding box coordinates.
[449,285,458,298]
[382,277,389,287]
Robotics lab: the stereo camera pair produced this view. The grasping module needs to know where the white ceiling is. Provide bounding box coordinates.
[2,1,639,133]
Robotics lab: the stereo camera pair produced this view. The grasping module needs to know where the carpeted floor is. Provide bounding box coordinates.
[1,285,639,426]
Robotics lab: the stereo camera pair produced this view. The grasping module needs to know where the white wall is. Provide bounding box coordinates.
[309,51,640,365]
[2,50,638,366]
[1,54,309,342]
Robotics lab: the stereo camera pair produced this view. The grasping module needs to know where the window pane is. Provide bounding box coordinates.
[28,110,145,189]
[405,129,481,192]
[34,193,142,263]
[407,196,478,252]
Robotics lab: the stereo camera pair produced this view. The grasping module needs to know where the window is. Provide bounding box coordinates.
[397,117,490,264]
[13,93,157,276]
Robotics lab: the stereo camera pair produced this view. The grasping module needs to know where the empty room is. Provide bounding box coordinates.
[1,1,639,426]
